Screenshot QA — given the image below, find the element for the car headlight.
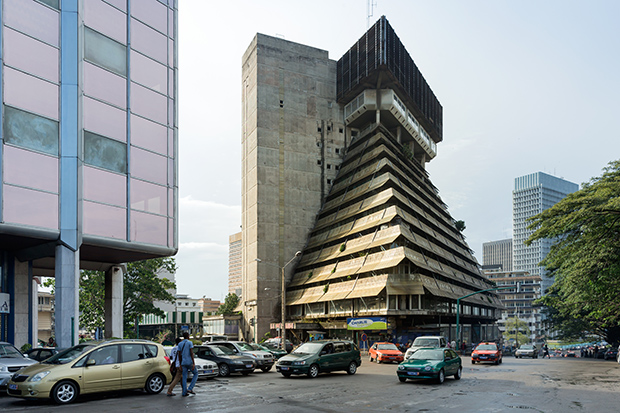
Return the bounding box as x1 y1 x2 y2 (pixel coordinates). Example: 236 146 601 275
424 366 432 371
29 371 51 382
398 365 405 370
232 360 245 365
292 360 306 366
0 365 7 372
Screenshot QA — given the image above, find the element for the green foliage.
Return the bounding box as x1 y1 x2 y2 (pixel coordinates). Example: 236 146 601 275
339 243 346 252
20 343 32 353
323 284 329 294
527 160 620 342
216 293 240 315
454 220 466 232
307 272 313 278
331 267 336 274
503 317 531 347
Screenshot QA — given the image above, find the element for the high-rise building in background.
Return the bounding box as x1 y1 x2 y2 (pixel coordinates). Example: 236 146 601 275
241 17 502 346
512 172 578 293
0 0 178 347
482 238 513 271
228 232 242 296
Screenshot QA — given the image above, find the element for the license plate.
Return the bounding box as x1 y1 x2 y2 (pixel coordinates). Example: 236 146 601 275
280 366 289 370
407 372 419 376
8 384 18 390
245 364 253 368
205 370 213 374
480 356 487 359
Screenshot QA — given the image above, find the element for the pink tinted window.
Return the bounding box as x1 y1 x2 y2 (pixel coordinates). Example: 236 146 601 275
131 0 167 34
130 50 167 94
167 157 174 186
4 67 58 120
4 0 59 47
103 0 127 12
168 8 174 39
4 28 59 83
131 114 167 154
168 97 174 127
168 218 174 247
168 38 174 67
83 166 126 207
84 0 127 44
131 82 167 124
84 62 126 108
130 178 166 215
3 145 58 193
130 210 167 246
168 188 174 217
83 97 127 142
3 184 58 229
168 128 174 157
131 147 167 185
83 201 126 239
168 68 174 97
131 18 167 64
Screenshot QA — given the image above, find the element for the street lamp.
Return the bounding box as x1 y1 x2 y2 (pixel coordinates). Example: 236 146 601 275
281 251 302 351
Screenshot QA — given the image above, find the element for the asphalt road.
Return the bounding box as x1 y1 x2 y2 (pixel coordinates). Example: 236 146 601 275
1 356 619 412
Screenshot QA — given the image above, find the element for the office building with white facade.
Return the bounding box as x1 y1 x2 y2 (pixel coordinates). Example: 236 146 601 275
483 238 512 271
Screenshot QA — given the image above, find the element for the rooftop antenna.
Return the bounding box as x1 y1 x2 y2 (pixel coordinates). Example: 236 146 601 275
367 0 377 28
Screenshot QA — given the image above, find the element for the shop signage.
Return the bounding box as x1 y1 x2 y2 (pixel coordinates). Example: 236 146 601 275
346 317 387 330
0 293 9 314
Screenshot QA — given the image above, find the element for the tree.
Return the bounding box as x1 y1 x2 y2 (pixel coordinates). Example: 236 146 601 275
455 220 466 232
503 317 531 348
526 160 620 343
216 293 240 315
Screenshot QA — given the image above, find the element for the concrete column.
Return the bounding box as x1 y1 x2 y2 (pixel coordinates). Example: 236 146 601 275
55 245 79 348
13 259 29 348
396 126 402 144
30 273 38 347
105 266 124 339
375 109 380 125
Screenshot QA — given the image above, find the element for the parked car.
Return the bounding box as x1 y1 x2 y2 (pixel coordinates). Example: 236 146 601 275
471 342 502 365
515 344 538 358
193 345 255 377
251 343 287 360
202 335 228 343
7 339 171 404
264 337 293 353
0 342 38 393
276 340 361 378
369 342 404 364
209 341 274 372
24 347 63 362
164 347 218 379
397 348 462 384
404 336 448 359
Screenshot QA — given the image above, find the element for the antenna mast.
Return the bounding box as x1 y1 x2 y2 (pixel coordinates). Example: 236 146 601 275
367 0 377 28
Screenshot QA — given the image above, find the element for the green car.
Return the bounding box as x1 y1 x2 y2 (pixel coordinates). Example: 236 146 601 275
276 340 361 378
397 348 462 384
251 343 287 359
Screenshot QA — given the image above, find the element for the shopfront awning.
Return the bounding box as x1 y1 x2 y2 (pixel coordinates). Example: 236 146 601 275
386 274 425 295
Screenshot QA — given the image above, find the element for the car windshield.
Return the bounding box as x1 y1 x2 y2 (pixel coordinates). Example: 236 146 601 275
410 349 443 361
0 344 24 358
237 343 255 351
261 343 279 350
378 344 399 351
520 345 534 350
292 342 323 354
476 344 497 351
211 345 235 355
43 344 94 365
413 338 439 347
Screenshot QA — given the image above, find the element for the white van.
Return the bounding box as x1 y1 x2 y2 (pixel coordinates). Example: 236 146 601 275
404 336 447 359
202 335 228 343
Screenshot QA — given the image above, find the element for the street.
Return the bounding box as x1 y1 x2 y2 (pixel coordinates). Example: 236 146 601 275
1 356 618 412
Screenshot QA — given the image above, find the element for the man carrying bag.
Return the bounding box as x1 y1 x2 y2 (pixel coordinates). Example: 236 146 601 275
166 337 182 396
178 332 199 397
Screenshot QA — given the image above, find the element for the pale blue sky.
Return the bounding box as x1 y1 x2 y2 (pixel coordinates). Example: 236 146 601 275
177 0 620 300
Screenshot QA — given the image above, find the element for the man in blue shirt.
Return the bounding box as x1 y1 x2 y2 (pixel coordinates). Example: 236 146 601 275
178 332 198 397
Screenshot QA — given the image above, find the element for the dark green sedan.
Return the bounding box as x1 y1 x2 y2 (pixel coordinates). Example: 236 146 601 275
397 348 462 384
276 340 361 378
251 343 287 359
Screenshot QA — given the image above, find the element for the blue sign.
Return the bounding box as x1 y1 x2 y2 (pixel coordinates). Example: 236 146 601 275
181 325 189 332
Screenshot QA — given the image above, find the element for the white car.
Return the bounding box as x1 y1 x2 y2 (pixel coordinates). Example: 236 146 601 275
404 336 448 359
164 347 219 379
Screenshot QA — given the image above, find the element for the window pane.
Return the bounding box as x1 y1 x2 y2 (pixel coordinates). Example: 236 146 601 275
83 97 127 142
168 8 174 39
168 68 174 97
131 0 167 34
168 218 174 247
84 62 126 108
3 105 59 156
130 178 166 215
3 184 58 229
130 50 166 93
130 210 167 246
104 0 127 12
84 131 127 173
130 18 167 64
130 146 166 184
3 145 58 193
84 0 127 44
4 0 59 47
4 67 58 120
3 27 59 83
168 188 173 217
167 157 174 186
131 82 166 124
168 38 174 67
83 166 126 207
38 0 59 9
83 201 126 239
130 114 166 154
168 128 174 157
84 27 127 76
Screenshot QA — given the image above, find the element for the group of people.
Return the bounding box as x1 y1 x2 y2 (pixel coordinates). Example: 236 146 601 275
167 332 199 397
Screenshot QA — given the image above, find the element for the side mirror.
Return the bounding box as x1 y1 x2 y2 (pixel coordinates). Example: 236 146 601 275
320 351 327 355
86 359 97 366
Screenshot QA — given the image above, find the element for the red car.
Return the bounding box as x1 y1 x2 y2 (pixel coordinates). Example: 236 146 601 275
369 342 404 364
471 342 502 365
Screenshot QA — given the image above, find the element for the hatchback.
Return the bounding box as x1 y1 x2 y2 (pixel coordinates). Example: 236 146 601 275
471 342 502 365
7 339 171 404
369 342 404 364
397 348 462 384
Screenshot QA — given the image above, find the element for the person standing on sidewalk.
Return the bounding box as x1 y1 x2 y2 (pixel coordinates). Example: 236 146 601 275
178 332 198 397
167 337 182 397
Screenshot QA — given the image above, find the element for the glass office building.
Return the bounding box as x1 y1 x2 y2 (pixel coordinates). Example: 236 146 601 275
0 0 178 347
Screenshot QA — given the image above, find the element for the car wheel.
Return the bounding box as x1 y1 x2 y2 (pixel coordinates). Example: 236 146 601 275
307 364 320 378
145 373 165 394
437 369 445 384
52 380 79 404
369 355 373 362
398 376 407 383
471 360 475 364
495 359 499 365
261 366 272 373
218 363 230 377
346 361 357 375
281 372 291 378
499 358 502 364
454 366 462 380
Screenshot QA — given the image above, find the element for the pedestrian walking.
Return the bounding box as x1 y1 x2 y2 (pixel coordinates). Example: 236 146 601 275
178 332 198 397
543 344 550 359
166 337 182 397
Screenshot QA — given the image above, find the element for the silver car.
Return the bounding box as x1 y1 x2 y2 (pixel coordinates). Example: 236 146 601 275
210 341 275 372
164 347 219 379
0 342 38 392
515 344 538 358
